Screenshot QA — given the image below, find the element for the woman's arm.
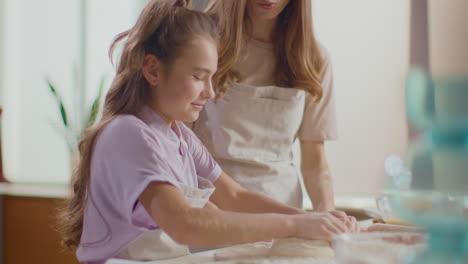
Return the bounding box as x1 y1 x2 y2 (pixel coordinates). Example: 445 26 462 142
300 140 335 212
139 182 349 248
210 171 304 214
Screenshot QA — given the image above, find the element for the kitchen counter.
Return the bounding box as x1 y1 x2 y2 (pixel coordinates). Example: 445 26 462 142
104 219 412 264
0 182 70 198
105 250 216 264
0 183 70 199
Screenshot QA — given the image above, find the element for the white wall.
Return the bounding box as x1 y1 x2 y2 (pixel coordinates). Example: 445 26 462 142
428 0 468 193
1 0 413 191
85 0 145 108
428 0 468 76
313 0 410 195
1 0 144 183
0 0 4 105
3 0 81 183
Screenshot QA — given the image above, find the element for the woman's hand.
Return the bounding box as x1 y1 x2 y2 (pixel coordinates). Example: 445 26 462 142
292 211 356 240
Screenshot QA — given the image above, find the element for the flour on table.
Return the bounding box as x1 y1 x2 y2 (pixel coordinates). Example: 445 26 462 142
269 238 334 259
214 241 272 261
333 232 426 264
205 258 334 264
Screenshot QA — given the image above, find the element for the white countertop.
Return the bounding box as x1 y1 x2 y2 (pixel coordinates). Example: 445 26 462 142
104 219 417 264
105 249 336 264
0 182 70 199
105 250 216 264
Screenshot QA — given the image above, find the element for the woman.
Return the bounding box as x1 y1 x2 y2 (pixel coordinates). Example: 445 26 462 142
193 0 337 210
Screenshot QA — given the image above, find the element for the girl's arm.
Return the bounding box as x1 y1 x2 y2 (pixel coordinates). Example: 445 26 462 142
210 172 357 232
300 140 335 212
210 171 304 215
139 182 348 248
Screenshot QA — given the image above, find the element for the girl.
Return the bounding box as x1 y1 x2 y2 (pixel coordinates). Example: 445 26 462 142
193 0 337 210
59 0 358 263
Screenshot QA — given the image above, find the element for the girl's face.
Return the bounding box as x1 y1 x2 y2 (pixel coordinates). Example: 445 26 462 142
246 0 290 21
145 36 218 124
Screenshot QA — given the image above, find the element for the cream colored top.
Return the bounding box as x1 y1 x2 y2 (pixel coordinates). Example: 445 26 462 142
193 38 337 207
233 38 338 141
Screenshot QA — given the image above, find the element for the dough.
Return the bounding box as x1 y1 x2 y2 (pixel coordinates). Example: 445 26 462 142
214 241 272 261
268 238 334 259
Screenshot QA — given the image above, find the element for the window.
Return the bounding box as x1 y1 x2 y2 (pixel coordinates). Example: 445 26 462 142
1 0 147 183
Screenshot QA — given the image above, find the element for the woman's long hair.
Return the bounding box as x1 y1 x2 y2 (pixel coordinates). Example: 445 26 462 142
57 0 218 249
206 0 325 102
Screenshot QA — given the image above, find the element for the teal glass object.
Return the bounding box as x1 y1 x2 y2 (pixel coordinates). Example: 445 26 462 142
388 69 468 264
406 69 468 132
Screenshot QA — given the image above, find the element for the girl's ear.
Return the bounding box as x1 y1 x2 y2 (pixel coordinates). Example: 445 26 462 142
142 54 161 86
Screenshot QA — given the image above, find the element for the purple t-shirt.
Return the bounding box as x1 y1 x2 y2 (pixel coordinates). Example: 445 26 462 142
76 106 221 264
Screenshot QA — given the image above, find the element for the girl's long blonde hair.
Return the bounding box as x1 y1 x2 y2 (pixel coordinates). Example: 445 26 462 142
206 0 325 102
57 0 218 249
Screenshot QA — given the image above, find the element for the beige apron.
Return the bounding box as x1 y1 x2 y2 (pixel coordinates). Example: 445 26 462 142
194 83 306 207
116 177 215 261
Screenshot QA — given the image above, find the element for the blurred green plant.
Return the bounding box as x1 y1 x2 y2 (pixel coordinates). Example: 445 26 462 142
46 75 106 152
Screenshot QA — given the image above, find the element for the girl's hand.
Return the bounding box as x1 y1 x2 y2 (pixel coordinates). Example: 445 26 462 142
203 201 219 210
329 210 360 233
292 212 351 240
